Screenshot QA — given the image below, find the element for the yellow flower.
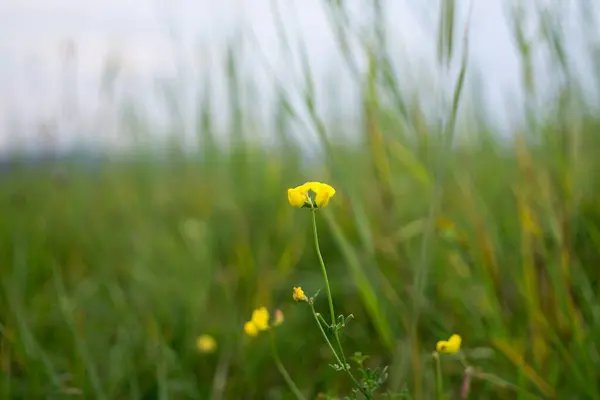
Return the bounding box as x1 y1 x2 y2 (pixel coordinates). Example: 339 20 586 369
436 334 462 354
196 334 217 353
250 307 270 331
288 187 308 208
244 321 259 337
292 286 307 302
287 182 336 208
243 307 271 337
273 309 284 327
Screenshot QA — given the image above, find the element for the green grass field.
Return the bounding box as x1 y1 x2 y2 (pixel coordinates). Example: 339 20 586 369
2 1 600 399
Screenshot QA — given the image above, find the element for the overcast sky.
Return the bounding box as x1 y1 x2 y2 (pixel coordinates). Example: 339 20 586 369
0 0 597 153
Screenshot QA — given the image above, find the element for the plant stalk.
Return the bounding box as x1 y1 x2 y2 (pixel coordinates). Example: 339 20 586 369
269 331 306 400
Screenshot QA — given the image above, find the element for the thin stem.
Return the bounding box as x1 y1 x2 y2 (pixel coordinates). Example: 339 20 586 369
310 210 347 363
434 353 445 400
309 209 371 399
460 366 473 400
315 312 329 329
269 331 306 400
309 303 371 399
311 210 336 326
309 303 345 368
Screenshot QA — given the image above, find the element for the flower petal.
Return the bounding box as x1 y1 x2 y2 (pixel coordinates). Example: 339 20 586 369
288 187 307 208
436 334 462 353
244 321 259 337
251 307 270 331
314 183 336 207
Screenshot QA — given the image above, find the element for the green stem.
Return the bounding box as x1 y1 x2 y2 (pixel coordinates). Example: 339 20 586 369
310 210 347 363
309 303 370 399
434 353 445 400
269 331 306 400
309 303 345 368
315 312 329 330
309 209 371 399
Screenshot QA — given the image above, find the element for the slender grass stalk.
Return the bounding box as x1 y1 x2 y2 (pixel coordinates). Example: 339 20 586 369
434 353 445 400
269 331 306 400
460 366 473 400
0 322 10 398
52 266 105 400
412 1 472 395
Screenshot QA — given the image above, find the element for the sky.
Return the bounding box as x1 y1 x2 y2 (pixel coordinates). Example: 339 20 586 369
0 0 597 154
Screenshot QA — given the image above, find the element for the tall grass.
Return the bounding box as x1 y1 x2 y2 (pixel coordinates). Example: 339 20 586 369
1 0 600 398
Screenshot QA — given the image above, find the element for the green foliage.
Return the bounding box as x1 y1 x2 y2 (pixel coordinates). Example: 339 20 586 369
2 0 600 399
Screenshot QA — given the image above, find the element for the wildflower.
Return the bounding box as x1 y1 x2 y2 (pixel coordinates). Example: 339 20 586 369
273 309 284 327
244 321 259 337
196 334 217 353
436 334 462 354
287 182 336 209
243 307 271 337
292 286 307 302
287 186 308 208
250 307 270 331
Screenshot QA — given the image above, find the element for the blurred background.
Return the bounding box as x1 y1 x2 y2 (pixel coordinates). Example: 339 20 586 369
1 0 600 398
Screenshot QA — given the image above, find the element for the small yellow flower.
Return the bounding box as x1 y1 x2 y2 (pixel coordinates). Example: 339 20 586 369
436 334 462 354
273 309 284 327
243 307 271 337
287 182 336 208
196 334 217 353
250 307 270 331
244 321 259 337
292 286 307 302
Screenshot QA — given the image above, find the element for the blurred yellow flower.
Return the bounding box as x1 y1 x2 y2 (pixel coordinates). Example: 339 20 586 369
273 309 284 327
436 334 462 354
196 334 217 353
243 307 271 337
287 182 336 208
244 321 259 337
292 286 307 302
250 307 270 331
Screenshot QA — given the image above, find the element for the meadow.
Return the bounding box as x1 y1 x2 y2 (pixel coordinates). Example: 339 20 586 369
1 1 600 399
